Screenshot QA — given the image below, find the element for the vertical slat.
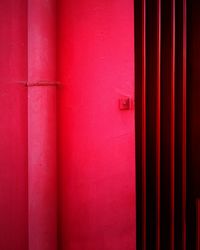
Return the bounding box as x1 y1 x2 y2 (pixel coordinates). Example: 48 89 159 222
156 0 161 249
160 0 176 247
171 0 175 249
142 0 146 249
187 0 200 248
182 0 187 249
174 0 187 248
146 0 160 247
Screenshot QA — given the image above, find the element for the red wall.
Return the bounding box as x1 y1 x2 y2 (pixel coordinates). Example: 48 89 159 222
58 0 136 249
0 0 28 249
0 1 136 249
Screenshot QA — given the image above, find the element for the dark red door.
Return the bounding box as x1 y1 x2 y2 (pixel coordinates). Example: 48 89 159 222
58 0 136 249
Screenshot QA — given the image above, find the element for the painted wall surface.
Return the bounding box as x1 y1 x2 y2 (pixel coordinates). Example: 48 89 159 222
28 0 57 249
58 1 136 250
0 0 136 249
0 0 28 249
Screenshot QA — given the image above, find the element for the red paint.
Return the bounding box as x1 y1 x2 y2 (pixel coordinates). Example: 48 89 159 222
0 0 28 249
58 0 136 249
28 0 57 249
0 0 195 249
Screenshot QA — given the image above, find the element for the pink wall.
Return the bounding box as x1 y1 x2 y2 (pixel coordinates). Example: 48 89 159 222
58 0 136 249
0 0 136 249
0 0 28 249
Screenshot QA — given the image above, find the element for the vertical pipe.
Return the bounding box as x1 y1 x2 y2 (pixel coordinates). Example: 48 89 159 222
156 0 161 249
182 0 187 249
28 0 57 250
142 0 146 249
171 0 175 249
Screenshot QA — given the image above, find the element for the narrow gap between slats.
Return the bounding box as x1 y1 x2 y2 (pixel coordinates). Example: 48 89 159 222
170 0 175 249
160 0 173 249
135 0 144 249
197 200 200 250
182 0 187 249
142 0 147 249
156 0 161 249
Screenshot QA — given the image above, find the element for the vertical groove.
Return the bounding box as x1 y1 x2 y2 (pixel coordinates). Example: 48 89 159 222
156 0 161 250
135 0 143 248
182 0 187 249
171 0 175 249
197 200 200 250
142 0 146 249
